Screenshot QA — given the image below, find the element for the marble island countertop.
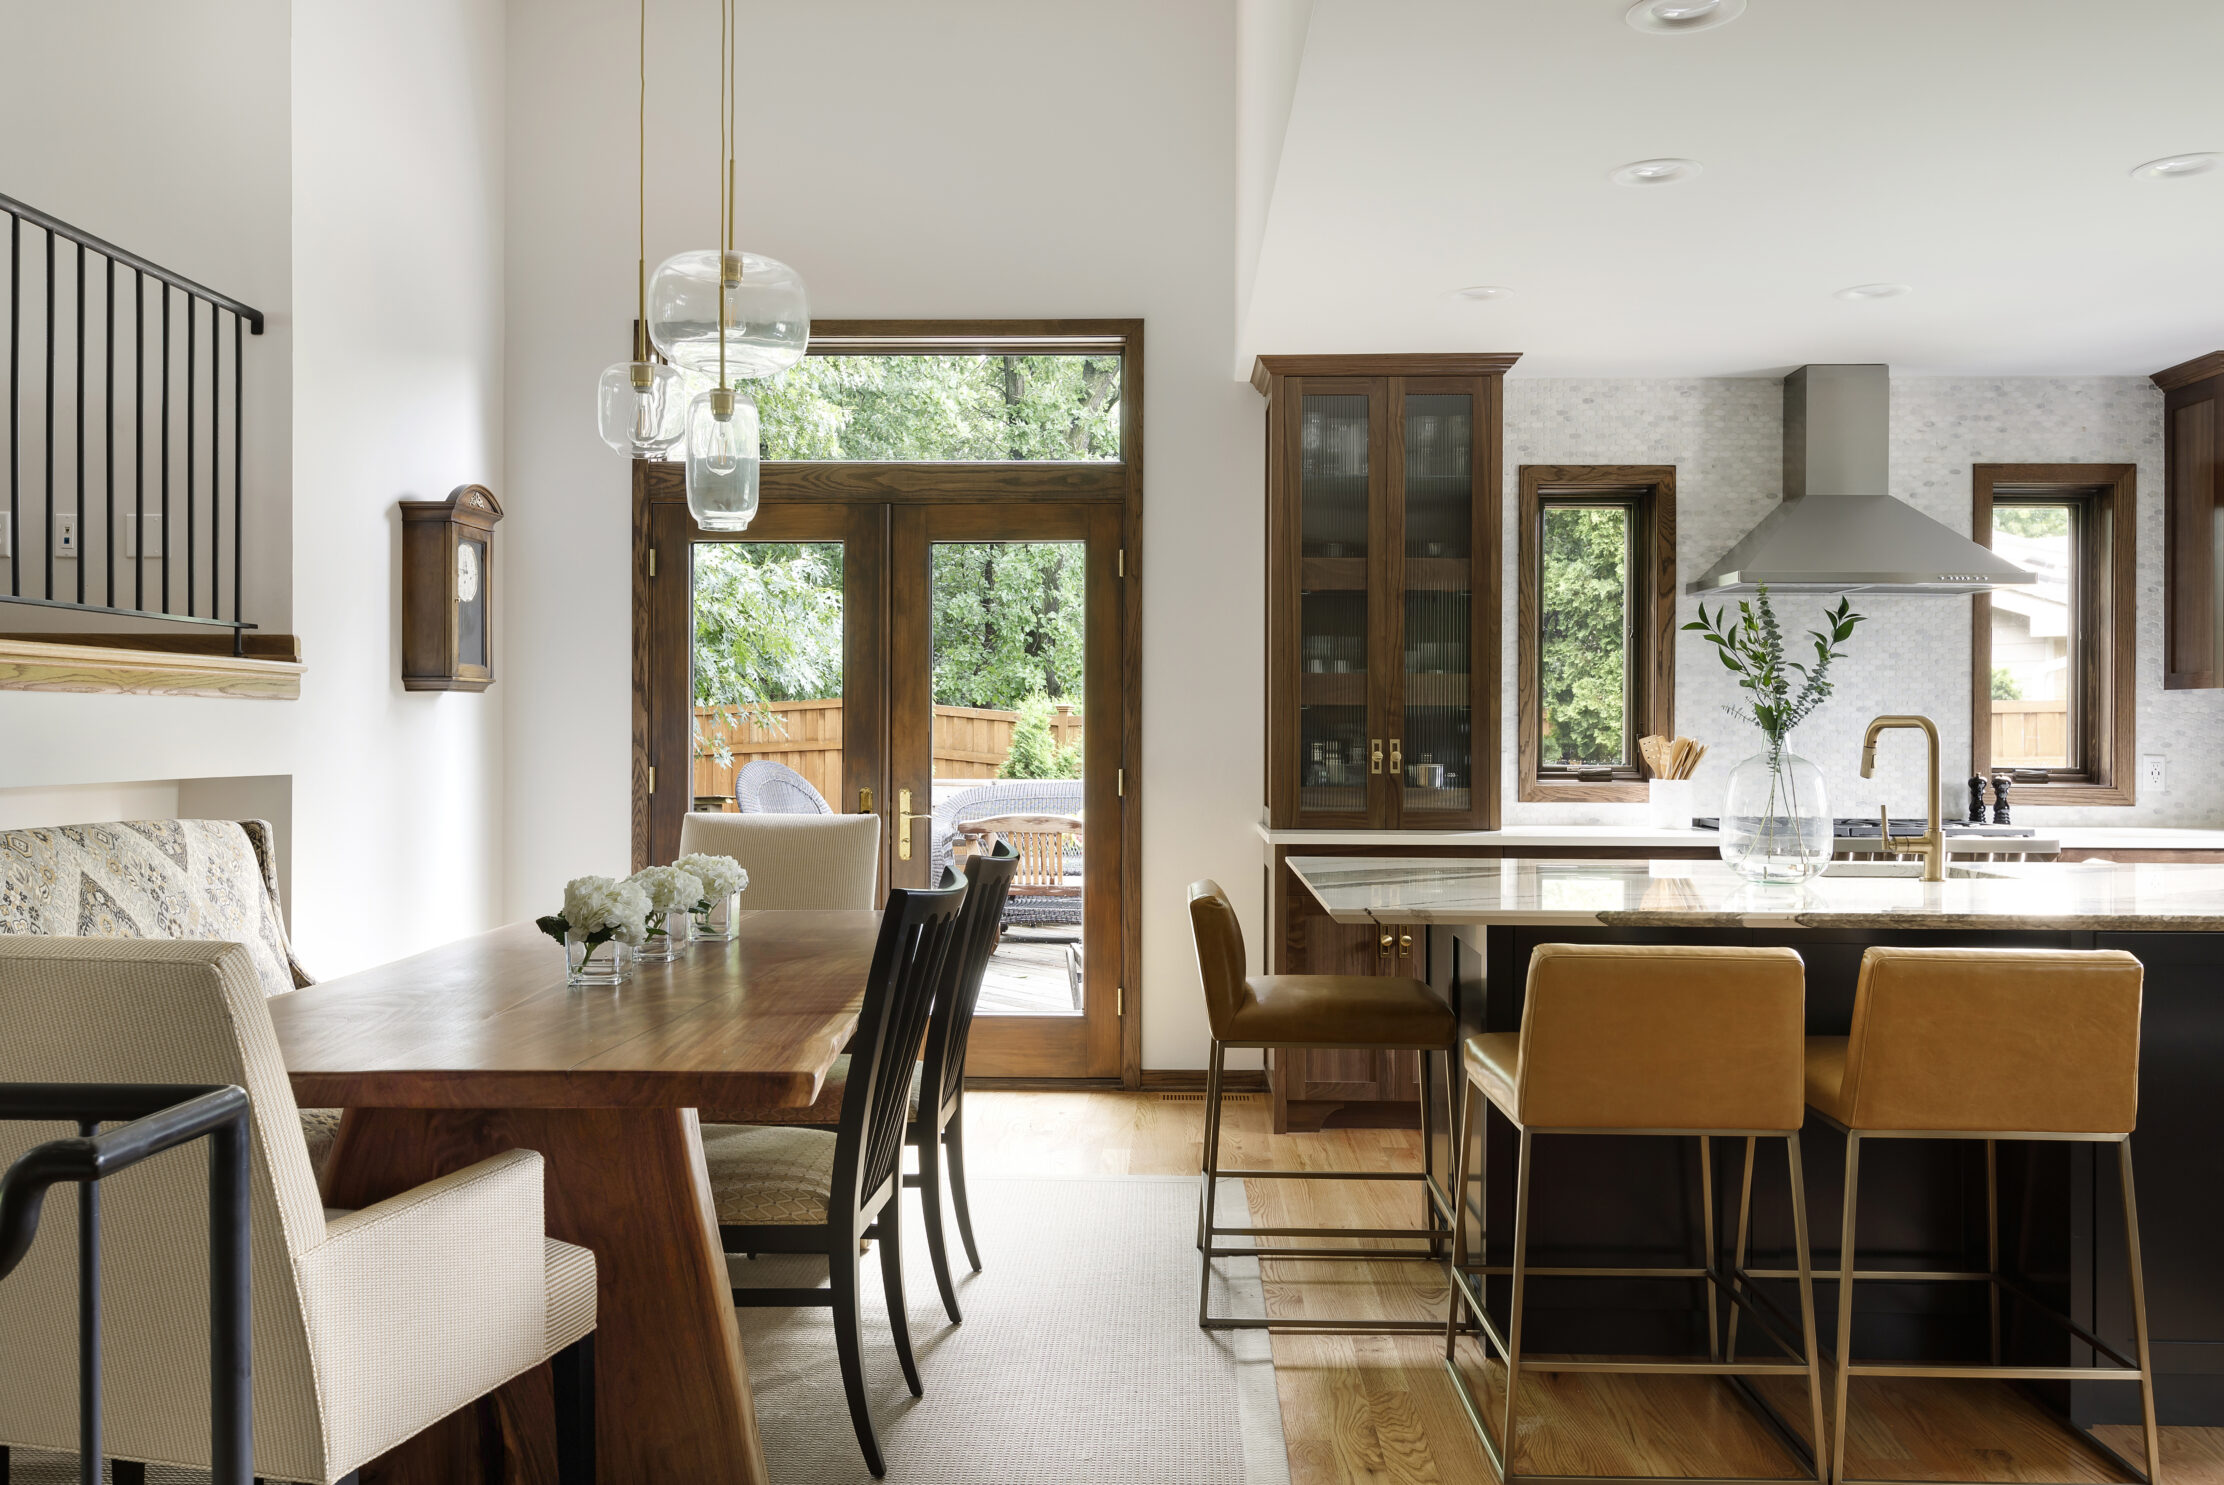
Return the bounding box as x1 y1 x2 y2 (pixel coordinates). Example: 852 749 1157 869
1259 821 2224 855
1286 854 2224 932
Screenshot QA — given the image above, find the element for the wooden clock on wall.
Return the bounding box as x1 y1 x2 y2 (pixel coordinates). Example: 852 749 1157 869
400 483 502 692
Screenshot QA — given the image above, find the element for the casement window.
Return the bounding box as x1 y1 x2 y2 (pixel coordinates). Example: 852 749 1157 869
1517 466 1676 801
1971 464 2136 804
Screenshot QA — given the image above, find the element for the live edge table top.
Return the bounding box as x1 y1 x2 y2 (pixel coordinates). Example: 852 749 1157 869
272 912 881 1111
1286 855 2224 932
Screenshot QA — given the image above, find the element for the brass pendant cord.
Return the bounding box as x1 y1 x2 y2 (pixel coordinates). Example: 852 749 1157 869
715 0 730 390
633 0 648 366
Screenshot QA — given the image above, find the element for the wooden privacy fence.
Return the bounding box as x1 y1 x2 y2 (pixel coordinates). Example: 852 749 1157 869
692 699 1082 802
1990 698 2069 767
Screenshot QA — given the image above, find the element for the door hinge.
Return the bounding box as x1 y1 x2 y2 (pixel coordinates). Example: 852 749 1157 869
648 548 657 578
1117 548 1126 578
647 765 656 795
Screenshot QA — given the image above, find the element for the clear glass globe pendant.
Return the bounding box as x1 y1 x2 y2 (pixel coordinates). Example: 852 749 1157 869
596 356 687 456
684 383 760 530
647 249 810 380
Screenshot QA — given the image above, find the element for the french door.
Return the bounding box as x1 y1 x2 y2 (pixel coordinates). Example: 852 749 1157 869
637 470 1129 1080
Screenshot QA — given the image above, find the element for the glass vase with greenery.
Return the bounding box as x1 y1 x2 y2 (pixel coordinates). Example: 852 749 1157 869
1684 587 1865 882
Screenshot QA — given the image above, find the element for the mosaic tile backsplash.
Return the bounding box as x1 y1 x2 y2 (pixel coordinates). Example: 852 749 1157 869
1500 376 2223 829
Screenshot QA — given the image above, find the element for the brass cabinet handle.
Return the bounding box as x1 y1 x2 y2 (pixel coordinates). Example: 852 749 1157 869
858 786 875 814
1398 931 1413 959
1389 739 1403 777
896 788 935 862
1370 739 1384 775
1379 930 1395 960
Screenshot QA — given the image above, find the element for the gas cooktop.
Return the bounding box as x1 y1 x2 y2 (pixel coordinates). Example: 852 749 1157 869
1691 817 2035 839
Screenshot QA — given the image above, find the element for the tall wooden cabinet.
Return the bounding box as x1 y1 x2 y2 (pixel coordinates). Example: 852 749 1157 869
1253 353 1517 1126
2157 350 2224 690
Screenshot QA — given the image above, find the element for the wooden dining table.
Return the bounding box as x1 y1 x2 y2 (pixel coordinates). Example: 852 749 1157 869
269 912 884 1485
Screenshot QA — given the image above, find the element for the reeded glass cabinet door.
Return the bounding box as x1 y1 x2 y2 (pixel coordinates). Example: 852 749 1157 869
1395 388 1477 820
1294 388 1379 821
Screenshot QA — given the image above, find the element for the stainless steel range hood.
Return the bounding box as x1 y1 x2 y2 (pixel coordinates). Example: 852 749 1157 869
1687 365 2035 596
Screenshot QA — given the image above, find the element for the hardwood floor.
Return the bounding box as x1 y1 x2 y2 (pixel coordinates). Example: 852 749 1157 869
959 1090 2224 1485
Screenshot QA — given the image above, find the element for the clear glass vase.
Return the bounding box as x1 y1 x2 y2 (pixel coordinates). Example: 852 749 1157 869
690 891 741 943
1719 744 1832 883
565 931 630 987
634 909 690 962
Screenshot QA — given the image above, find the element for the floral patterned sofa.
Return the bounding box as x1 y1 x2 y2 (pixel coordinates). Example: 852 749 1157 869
0 817 339 1169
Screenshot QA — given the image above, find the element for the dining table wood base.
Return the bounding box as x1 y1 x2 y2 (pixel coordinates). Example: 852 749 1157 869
324 1104 768 1485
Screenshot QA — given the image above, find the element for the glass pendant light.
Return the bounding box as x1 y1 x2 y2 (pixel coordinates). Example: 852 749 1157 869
683 383 760 530
647 0 809 381
596 0 686 456
683 0 769 531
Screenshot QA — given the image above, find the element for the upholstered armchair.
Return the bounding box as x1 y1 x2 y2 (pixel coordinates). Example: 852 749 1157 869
0 819 346 1171
0 937 597 1484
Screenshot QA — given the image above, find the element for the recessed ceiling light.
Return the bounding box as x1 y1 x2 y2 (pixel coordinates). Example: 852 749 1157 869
2130 152 2218 181
1834 282 1912 302
1611 158 1703 187
1452 285 1516 301
1625 0 1747 34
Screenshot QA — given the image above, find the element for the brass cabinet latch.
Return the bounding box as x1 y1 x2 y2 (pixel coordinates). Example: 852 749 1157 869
858 787 874 814
1370 739 1384 775
1389 739 1403 777
1378 930 1395 959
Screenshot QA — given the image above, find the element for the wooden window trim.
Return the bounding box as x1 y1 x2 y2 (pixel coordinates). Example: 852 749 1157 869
1517 465 1676 803
631 318 1145 1086
1970 463 2136 806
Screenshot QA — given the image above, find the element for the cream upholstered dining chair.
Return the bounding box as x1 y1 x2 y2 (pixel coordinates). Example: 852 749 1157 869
0 937 598 1485
678 811 881 910
0 819 345 1174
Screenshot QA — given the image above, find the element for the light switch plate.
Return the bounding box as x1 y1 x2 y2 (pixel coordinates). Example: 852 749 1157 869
2142 755 2166 792
53 513 78 559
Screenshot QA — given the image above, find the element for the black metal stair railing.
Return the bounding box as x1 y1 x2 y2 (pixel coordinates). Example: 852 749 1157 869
0 1082 253 1485
2 193 266 654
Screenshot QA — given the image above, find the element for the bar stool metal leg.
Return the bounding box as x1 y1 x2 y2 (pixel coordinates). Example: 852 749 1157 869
2120 1140 2163 1485
1830 1133 1862 1485
1502 1129 1535 1477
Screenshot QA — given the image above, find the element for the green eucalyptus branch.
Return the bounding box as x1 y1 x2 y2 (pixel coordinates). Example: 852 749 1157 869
1682 586 1865 752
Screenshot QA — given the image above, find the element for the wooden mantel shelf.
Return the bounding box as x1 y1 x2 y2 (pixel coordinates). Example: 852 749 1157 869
0 633 303 699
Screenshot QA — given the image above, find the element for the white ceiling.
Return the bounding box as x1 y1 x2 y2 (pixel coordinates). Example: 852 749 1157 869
1237 0 2224 377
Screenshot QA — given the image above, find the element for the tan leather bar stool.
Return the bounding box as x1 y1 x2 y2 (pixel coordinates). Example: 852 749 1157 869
1445 944 1829 1485
1187 879 1459 1332
1804 947 2159 1485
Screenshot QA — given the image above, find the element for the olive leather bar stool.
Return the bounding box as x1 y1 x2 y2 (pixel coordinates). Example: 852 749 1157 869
1444 944 1830 1485
1186 879 1459 1332
1804 947 2159 1485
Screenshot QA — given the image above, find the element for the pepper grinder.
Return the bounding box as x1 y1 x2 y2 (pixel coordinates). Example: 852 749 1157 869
1967 776 1989 824
1990 774 2012 826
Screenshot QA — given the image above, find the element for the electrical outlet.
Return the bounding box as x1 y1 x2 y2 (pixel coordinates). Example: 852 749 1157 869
122 514 163 559
53 513 78 559
2142 754 2166 792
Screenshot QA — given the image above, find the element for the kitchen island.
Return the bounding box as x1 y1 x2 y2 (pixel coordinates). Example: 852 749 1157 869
1285 855 2224 1427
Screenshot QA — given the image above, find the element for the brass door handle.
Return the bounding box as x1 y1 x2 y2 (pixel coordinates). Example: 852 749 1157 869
1370 739 1384 775
1378 930 1395 960
1398 931 1413 959
896 788 934 862
1389 740 1403 777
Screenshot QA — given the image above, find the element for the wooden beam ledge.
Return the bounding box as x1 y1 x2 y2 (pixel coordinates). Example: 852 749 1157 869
0 635 303 699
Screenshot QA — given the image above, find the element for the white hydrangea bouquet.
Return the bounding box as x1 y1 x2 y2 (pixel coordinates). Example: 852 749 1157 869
676 852 749 942
627 864 704 963
538 874 651 986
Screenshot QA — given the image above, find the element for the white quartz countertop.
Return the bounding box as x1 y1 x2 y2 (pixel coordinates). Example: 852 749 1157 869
1285 854 2224 931
1257 821 2224 854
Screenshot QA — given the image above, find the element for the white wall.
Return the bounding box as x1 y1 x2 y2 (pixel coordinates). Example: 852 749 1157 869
501 0 1258 1071
0 1 512 978
1501 375 2220 830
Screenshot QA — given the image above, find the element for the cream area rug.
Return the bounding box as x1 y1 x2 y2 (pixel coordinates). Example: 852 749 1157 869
8 1175 1288 1485
736 1173 1290 1485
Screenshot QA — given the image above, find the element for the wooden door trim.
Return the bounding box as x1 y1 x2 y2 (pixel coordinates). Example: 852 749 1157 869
631 319 1143 1086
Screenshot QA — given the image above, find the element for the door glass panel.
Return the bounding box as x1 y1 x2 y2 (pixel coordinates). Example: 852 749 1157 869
1401 393 1473 814
1538 501 1635 771
931 540 1086 1017
1988 501 2079 770
1300 394 1371 814
689 541 846 812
